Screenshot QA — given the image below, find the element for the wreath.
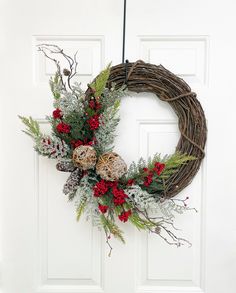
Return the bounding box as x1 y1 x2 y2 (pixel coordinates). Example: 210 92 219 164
20 45 206 255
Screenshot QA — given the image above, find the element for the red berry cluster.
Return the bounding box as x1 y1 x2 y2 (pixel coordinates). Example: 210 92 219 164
88 115 100 130
56 122 71 133
112 186 128 206
118 210 132 222
71 138 95 148
143 168 153 187
98 204 108 214
89 100 101 111
127 179 135 186
93 179 132 222
52 108 71 134
143 162 165 187
93 179 109 197
154 162 165 175
86 96 102 130
53 108 63 119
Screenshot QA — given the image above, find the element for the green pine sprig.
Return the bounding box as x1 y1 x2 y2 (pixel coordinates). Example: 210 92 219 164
90 63 111 97
50 71 62 99
129 212 156 230
100 214 125 243
126 152 196 181
76 196 87 221
19 116 42 139
160 152 196 178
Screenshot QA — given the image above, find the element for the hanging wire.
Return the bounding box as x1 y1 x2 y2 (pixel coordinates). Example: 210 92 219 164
122 0 127 63
122 0 129 84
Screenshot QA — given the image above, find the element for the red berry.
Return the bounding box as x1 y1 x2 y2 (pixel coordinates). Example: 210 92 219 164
52 108 63 119
56 122 70 133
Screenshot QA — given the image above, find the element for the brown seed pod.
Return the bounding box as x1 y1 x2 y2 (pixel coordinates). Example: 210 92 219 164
63 68 71 76
72 145 97 170
96 152 127 181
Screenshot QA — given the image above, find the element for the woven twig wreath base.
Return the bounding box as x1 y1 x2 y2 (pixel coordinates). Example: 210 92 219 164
106 61 207 198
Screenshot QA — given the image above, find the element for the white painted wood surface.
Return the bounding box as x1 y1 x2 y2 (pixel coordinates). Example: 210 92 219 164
1 0 236 292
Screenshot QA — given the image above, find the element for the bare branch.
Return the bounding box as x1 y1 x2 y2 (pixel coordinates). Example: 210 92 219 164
37 44 79 92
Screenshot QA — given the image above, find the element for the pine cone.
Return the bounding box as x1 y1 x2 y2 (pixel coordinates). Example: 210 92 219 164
63 168 82 195
56 160 76 172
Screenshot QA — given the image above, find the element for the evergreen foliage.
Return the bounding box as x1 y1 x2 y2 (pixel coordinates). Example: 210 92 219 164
100 214 125 243
94 99 121 154
53 91 85 117
19 116 41 139
129 212 156 230
101 83 127 108
126 152 195 181
19 116 70 159
76 196 87 221
125 185 157 209
90 63 111 97
49 71 62 99
161 152 196 178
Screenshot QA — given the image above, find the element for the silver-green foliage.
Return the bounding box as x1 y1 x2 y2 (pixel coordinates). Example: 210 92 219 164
75 175 101 227
94 99 121 154
158 199 193 219
125 185 157 210
49 71 63 99
53 90 85 117
94 84 127 155
125 184 194 233
101 83 127 109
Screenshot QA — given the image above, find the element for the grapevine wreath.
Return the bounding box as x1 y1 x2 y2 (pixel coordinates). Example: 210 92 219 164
20 45 207 255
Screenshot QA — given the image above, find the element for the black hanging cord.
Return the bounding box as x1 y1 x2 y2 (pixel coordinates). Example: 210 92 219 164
122 0 127 63
122 0 129 84
125 59 129 84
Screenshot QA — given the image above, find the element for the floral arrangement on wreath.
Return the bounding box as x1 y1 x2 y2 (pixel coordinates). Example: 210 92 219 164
20 45 196 255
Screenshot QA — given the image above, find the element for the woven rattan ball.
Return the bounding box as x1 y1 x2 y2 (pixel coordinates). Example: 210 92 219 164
96 152 127 181
72 145 97 170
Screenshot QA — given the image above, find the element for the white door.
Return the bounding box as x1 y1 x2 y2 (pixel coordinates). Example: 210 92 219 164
1 1 236 293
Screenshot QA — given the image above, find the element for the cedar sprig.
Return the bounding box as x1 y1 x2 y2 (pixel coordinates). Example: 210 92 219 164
100 214 125 244
90 63 111 97
76 196 87 221
126 152 196 181
19 116 42 139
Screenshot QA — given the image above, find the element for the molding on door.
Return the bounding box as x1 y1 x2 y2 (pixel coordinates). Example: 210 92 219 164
34 119 104 293
134 118 207 293
36 284 104 293
136 285 204 293
138 35 209 85
32 35 105 87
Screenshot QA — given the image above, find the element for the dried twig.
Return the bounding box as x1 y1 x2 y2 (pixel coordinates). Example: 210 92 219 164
37 44 78 91
131 200 192 247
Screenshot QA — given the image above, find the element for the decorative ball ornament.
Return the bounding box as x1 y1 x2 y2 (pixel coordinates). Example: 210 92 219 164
72 145 97 170
96 152 127 181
